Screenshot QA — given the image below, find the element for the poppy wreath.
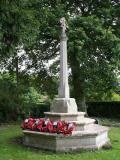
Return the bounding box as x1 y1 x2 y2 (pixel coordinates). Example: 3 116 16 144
21 118 76 135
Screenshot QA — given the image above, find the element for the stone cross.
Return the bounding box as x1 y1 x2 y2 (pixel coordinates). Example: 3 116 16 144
58 17 70 98
60 17 68 34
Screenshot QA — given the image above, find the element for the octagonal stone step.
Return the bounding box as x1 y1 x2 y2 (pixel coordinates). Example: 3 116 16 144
23 124 109 152
70 118 95 131
44 112 86 121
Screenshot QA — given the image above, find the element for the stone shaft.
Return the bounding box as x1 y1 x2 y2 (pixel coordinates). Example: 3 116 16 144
58 33 70 98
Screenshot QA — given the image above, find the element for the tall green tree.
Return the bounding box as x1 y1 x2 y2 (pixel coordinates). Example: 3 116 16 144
68 16 120 110
0 0 40 87
0 0 120 111
26 0 120 111
0 0 40 56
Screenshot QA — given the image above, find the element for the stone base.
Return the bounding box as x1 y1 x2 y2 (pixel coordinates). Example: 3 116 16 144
44 112 85 121
22 98 110 152
50 98 78 113
73 118 95 131
23 124 109 152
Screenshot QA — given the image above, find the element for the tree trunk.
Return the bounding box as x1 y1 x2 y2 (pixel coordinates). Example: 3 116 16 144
69 52 87 112
72 73 87 112
11 51 19 100
77 95 87 112
15 55 19 89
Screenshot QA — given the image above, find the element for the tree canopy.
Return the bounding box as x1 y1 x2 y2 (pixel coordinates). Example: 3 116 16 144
0 0 120 111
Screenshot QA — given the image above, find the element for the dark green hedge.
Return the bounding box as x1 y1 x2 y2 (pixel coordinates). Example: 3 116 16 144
0 103 50 122
30 103 50 118
87 101 120 118
17 103 50 121
32 102 120 119
1 101 120 122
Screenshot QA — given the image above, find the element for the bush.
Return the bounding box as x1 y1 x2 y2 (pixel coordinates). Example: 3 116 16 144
0 73 49 122
0 73 19 121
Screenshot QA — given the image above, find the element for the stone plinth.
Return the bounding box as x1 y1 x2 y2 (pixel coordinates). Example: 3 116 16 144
45 112 78 121
50 98 78 113
45 98 79 121
44 112 85 121
23 124 109 152
23 111 110 152
44 97 79 121
72 118 95 131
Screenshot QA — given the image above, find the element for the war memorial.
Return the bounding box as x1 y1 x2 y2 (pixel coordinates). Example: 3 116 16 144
23 18 109 152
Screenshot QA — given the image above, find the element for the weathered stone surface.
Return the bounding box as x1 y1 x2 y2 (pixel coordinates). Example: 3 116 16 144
45 112 95 131
50 98 78 113
23 109 110 152
44 112 85 121
23 124 109 152
58 18 69 99
45 112 78 121
77 112 86 120
71 118 95 131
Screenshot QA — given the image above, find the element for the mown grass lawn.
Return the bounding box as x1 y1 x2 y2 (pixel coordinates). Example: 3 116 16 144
0 123 120 160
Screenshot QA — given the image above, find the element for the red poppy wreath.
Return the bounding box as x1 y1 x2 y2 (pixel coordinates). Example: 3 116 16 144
21 118 76 135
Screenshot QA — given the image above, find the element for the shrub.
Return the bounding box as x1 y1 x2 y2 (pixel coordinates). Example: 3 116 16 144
0 73 49 122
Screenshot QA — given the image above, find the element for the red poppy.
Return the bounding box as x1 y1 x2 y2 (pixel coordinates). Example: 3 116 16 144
21 118 76 135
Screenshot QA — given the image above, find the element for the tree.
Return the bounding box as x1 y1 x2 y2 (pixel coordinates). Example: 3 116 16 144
68 16 120 110
0 0 40 56
0 0 40 88
25 0 120 111
0 0 120 112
